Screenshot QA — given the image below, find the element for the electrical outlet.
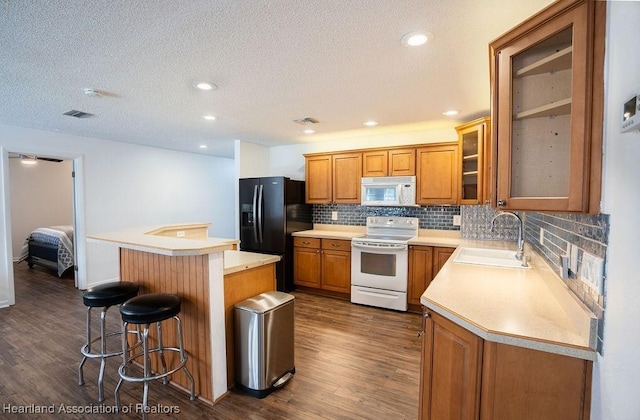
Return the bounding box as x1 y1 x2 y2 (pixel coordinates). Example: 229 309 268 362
570 244 579 274
452 215 461 226
331 211 338 221
539 228 545 245
580 252 604 295
176 230 186 238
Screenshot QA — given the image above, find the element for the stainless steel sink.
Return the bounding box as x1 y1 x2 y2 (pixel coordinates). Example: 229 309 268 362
453 247 531 269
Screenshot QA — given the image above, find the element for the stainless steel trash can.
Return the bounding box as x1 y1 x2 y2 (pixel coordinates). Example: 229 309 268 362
234 291 295 398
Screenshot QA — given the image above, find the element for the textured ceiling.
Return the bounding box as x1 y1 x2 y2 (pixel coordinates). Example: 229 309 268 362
0 0 553 159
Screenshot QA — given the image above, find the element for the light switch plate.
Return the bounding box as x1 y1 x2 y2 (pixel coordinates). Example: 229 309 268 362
452 215 461 226
580 252 604 295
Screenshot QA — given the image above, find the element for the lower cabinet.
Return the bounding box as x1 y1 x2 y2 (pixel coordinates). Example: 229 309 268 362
408 245 454 312
293 237 351 297
419 311 593 420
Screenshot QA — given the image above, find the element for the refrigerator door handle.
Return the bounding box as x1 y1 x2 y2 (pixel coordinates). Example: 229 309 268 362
257 184 264 243
252 185 259 243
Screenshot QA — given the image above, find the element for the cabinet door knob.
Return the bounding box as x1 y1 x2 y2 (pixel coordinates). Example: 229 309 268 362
424 312 430 318
497 199 506 206
417 331 424 337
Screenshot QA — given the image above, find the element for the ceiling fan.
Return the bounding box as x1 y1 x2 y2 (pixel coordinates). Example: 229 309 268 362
8 152 63 163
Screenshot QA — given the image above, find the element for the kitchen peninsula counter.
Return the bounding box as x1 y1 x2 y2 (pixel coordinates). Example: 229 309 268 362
88 223 239 404
421 243 597 361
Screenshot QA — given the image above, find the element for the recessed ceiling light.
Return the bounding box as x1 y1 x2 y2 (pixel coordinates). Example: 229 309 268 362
303 129 316 134
442 109 459 116
199 144 208 149
195 82 217 91
202 115 217 121
363 120 379 127
401 31 434 47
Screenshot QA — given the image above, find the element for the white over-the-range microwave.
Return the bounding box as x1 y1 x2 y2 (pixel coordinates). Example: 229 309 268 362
360 176 417 206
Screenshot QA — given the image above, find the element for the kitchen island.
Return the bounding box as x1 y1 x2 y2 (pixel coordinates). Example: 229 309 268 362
88 223 248 404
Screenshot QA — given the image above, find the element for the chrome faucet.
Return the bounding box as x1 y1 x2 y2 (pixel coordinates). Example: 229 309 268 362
490 211 525 261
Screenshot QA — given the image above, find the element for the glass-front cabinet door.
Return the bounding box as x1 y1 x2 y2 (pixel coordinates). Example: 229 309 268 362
490 0 604 213
456 117 490 205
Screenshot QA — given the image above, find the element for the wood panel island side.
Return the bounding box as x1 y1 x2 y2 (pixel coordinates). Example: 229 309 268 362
88 223 279 404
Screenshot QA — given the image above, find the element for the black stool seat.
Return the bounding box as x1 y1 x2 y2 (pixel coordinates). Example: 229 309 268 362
120 293 181 324
83 282 140 308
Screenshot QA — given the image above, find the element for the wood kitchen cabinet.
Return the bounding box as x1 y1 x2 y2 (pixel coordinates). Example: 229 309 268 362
416 143 459 205
456 117 491 205
293 237 321 288
293 236 351 297
320 239 351 293
489 0 605 213
363 148 416 177
408 246 434 309
332 153 362 204
432 247 454 278
408 245 454 312
420 311 483 420
419 311 593 420
304 152 361 204
305 155 333 204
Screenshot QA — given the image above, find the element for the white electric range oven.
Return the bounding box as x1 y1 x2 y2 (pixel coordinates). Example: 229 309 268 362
351 217 418 311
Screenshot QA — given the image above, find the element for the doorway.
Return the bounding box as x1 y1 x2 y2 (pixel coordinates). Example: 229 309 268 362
0 147 87 307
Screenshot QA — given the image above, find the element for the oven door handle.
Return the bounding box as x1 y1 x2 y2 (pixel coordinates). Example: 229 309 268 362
352 243 407 251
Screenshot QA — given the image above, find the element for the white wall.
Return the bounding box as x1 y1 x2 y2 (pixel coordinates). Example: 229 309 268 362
0 124 235 302
9 159 73 259
591 2 640 419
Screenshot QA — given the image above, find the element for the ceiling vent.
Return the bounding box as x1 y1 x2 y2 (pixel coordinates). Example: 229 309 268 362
293 117 319 125
63 109 94 118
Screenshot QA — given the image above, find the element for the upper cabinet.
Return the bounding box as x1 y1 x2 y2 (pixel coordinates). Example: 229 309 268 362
305 154 333 204
416 143 458 205
332 153 362 204
305 152 362 204
456 117 491 205
362 148 416 177
489 0 605 213
305 144 455 205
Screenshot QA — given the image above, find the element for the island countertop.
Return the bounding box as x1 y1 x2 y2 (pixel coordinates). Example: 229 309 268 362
421 242 597 361
223 250 281 275
88 222 238 256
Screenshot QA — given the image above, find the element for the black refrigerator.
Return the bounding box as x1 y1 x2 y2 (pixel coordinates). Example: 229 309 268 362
239 177 312 292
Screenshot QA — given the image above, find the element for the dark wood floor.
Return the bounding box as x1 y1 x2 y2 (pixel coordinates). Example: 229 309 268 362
0 263 422 419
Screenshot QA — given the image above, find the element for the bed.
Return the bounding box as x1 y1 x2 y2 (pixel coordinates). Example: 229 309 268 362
24 225 74 277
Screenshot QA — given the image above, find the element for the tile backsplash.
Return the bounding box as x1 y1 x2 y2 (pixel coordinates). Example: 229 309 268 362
525 211 609 354
460 204 520 241
461 205 609 354
313 204 461 230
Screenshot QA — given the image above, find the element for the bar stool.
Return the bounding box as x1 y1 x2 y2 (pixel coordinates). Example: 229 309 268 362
114 293 195 416
78 281 140 402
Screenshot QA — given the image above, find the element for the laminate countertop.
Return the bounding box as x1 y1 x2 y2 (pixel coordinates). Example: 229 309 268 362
88 223 239 256
292 225 461 246
421 242 597 361
294 224 596 360
223 250 281 275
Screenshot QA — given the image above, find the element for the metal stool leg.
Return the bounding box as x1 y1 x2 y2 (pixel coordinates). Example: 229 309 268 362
157 321 169 385
97 307 108 402
78 306 91 386
114 320 128 409
142 325 150 420
176 316 195 400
